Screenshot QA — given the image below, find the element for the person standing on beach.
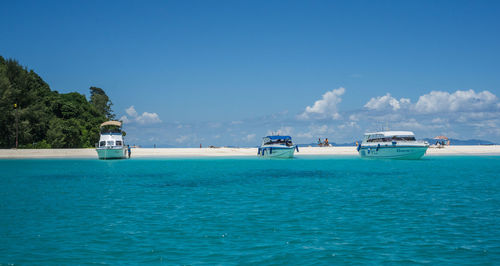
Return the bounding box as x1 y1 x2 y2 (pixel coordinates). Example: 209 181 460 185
127 145 131 158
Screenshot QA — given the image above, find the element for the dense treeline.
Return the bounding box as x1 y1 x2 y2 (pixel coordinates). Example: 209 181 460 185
0 56 114 148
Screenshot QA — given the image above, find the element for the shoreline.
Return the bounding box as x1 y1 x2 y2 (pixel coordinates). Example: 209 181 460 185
1 145 500 159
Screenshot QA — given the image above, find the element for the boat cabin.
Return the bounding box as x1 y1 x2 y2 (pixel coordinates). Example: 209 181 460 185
98 121 125 148
98 139 123 148
363 131 416 143
262 136 294 147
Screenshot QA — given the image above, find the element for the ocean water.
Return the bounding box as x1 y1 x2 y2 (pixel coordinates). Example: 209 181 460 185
1 156 499 264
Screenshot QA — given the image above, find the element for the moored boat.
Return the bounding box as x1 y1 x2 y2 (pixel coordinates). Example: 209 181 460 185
357 131 428 159
258 135 298 158
96 121 128 160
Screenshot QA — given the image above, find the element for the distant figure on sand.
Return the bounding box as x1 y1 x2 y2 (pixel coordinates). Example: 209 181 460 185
127 145 131 158
318 138 322 147
325 138 329 146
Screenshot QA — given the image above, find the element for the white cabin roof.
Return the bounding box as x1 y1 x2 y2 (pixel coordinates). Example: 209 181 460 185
100 121 122 127
364 131 415 137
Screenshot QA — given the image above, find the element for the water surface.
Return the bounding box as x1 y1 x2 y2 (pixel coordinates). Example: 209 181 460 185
1 156 499 264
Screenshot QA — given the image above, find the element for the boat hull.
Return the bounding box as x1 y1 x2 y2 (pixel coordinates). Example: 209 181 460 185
359 145 428 160
259 146 295 158
96 147 127 159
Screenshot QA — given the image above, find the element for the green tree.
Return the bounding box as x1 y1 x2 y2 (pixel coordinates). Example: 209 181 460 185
0 55 112 148
90 86 115 120
47 118 82 148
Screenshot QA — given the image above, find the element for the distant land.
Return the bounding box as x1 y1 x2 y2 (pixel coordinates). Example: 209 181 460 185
421 138 496 146
132 138 496 149
297 138 496 147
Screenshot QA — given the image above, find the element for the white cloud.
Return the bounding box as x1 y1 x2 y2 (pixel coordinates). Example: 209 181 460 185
364 93 410 111
338 121 359 129
295 124 335 140
244 134 256 142
126 106 138 117
209 122 222 128
122 88 500 147
349 114 360 121
471 119 500 137
297 132 313 138
176 123 191 129
314 125 329 134
136 112 161 125
267 126 293 136
119 115 130 124
431 117 447 124
391 118 427 130
175 135 189 143
358 89 500 137
299 87 345 120
456 111 499 123
121 106 161 125
414 89 498 114
363 89 500 116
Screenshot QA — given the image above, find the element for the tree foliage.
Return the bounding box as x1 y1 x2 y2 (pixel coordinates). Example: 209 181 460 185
90 86 115 120
0 55 113 148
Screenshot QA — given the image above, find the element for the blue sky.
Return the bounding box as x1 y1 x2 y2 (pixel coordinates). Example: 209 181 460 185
2 0 500 146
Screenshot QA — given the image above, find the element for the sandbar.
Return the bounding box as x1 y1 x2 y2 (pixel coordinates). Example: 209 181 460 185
0 145 499 159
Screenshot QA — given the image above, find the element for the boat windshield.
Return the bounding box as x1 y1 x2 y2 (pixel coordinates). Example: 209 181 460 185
100 125 122 134
366 136 416 142
264 139 293 146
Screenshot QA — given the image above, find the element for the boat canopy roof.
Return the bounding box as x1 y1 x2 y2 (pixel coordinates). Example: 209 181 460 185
364 131 414 137
265 135 292 140
100 121 122 127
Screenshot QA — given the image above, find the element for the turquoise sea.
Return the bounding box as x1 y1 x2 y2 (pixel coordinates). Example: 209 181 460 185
1 156 499 264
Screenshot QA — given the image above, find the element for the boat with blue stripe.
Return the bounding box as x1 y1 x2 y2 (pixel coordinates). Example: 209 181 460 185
258 135 299 158
357 131 428 159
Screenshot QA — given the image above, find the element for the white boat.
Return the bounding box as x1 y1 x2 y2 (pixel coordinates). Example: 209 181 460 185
96 121 128 160
258 135 298 158
357 131 429 159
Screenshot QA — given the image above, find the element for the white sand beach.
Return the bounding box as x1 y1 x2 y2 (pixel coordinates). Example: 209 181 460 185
1 145 500 158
